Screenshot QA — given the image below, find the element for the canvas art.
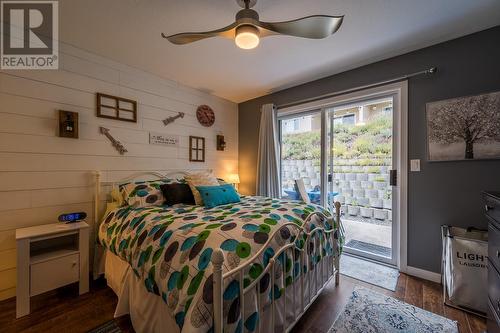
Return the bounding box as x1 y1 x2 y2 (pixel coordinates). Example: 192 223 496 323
426 91 500 161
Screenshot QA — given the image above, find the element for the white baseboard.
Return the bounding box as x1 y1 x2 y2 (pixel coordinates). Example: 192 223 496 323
404 266 441 283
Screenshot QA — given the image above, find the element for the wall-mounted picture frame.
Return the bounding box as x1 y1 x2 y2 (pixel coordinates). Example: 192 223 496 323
426 90 500 161
189 136 205 162
96 93 137 123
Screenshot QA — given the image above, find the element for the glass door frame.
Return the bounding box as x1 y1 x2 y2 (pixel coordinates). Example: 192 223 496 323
277 81 408 270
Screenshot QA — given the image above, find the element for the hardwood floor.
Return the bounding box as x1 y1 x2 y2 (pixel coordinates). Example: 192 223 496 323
0 273 486 333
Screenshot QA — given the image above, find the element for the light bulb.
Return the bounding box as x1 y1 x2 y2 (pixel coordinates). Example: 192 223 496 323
235 25 260 49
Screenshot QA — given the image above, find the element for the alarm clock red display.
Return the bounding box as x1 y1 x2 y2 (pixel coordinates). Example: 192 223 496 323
196 105 215 127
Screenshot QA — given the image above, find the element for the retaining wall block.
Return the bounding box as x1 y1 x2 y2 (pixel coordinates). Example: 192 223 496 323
370 198 383 208
346 173 356 181
357 197 369 206
373 209 389 220
361 181 372 189
360 207 374 218
374 181 387 190
338 180 348 188
347 205 360 216
383 199 392 209
341 188 353 196
357 173 368 181
350 180 362 189
353 189 365 197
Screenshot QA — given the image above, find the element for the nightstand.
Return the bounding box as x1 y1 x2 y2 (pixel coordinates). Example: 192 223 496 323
15 222 90 318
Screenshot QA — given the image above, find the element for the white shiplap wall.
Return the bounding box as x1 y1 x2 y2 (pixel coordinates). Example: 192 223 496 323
0 43 238 300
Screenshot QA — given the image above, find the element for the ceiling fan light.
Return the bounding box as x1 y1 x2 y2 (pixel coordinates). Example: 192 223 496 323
235 25 260 49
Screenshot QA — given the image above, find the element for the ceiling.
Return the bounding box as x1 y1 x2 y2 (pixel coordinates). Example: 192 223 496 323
59 0 500 103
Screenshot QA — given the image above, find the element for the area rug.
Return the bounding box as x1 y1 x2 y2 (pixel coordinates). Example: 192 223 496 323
329 287 458 333
87 320 122 333
340 255 399 291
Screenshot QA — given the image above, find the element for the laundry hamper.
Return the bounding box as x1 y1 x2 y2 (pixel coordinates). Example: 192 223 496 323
441 225 488 316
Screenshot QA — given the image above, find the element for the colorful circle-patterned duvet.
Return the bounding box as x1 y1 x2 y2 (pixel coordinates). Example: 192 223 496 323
99 196 342 333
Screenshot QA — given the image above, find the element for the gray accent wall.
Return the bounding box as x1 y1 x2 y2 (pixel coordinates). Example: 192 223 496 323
238 26 500 273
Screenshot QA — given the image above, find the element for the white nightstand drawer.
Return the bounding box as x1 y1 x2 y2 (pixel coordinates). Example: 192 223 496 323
30 253 80 296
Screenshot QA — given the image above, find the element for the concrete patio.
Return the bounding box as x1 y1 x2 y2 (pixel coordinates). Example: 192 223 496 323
342 218 392 257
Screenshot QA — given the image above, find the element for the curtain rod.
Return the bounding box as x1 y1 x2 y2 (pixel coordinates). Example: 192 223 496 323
275 67 437 110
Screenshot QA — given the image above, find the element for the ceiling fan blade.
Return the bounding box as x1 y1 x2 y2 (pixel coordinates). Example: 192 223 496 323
162 22 238 45
259 15 344 39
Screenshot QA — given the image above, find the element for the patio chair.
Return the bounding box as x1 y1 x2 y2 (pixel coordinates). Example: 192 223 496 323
294 178 311 204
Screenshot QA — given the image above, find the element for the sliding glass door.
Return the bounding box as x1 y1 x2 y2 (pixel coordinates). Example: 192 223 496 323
327 96 397 265
278 87 403 267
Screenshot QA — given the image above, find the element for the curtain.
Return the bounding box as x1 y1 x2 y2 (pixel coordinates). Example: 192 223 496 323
256 103 281 198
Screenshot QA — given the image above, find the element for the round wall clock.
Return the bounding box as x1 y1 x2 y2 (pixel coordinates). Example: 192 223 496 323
196 105 215 127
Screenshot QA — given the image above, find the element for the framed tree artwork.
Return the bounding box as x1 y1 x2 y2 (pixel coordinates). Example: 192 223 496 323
189 136 205 162
426 91 500 161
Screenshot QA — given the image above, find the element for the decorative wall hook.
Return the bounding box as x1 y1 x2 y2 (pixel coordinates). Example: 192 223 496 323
163 112 185 126
100 127 128 155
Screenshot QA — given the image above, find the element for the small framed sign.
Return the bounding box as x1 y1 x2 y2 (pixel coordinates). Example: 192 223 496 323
149 133 179 146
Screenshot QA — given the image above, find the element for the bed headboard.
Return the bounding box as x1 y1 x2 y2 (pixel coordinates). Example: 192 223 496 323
93 169 213 231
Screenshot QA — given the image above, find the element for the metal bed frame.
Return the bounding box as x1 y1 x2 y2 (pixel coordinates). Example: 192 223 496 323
93 170 342 333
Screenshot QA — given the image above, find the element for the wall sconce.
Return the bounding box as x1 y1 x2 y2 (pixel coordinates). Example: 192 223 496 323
217 135 226 151
58 110 79 139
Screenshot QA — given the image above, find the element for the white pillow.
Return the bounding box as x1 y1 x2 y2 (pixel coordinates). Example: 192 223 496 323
185 172 219 205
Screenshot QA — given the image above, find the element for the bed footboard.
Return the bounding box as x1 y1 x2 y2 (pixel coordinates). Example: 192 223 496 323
212 202 342 333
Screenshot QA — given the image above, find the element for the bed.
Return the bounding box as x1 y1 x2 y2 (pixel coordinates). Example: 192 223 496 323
93 171 344 333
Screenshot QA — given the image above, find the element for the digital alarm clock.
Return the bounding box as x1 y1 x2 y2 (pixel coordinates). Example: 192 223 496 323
58 212 87 223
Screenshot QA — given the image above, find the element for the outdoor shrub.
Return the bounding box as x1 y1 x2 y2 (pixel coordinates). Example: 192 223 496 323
366 166 381 173
333 142 347 157
353 137 373 154
375 142 391 155
282 114 392 161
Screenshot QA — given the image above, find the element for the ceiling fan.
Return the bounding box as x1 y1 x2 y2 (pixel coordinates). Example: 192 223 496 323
162 0 344 50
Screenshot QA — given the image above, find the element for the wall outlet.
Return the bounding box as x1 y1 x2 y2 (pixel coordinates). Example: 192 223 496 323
410 159 421 172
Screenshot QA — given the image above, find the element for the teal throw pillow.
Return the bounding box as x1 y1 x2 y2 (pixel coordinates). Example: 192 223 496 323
195 184 240 208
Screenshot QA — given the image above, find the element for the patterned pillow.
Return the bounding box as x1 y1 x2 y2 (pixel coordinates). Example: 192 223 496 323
185 172 220 205
120 179 182 207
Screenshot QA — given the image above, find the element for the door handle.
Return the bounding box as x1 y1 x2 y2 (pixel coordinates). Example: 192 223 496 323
389 170 397 186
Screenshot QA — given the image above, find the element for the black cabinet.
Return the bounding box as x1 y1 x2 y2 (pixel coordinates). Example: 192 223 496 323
484 191 500 332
